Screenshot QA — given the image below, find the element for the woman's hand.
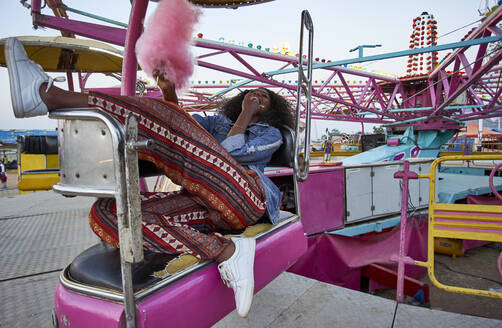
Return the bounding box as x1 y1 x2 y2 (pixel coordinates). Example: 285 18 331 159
241 93 266 122
228 89 269 137
153 69 178 104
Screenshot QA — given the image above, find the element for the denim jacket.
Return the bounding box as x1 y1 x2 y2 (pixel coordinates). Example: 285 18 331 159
193 113 283 224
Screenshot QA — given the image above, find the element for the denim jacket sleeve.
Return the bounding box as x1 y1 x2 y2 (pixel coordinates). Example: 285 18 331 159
220 126 283 166
192 114 218 135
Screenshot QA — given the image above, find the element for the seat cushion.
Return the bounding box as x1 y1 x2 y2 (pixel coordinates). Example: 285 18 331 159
269 125 295 167
68 242 176 292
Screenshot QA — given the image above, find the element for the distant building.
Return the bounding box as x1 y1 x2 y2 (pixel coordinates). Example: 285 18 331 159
0 130 57 147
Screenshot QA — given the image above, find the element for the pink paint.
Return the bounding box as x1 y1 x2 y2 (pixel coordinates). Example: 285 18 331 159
121 0 148 96
489 163 502 200
137 221 306 327
468 194 502 206
435 218 502 226
410 146 420 158
54 220 306 327
435 226 502 234
393 161 419 303
435 210 502 218
393 152 405 161
463 239 490 251
32 14 126 46
136 0 201 89
54 284 125 327
298 167 345 235
288 215 428 291
31 0 41 15
387 138 400 146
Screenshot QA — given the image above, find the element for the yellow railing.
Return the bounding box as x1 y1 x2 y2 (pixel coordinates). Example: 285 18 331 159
413 155 502 299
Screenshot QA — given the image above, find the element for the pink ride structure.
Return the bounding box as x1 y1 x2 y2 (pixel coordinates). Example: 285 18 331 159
6 1 502 327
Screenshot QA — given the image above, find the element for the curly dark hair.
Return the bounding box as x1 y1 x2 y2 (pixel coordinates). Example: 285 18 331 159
221 88 294 129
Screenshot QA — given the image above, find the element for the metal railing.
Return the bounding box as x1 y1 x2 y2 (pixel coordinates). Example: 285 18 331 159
294 9 313 183
393 155 502 302
50 109 153 328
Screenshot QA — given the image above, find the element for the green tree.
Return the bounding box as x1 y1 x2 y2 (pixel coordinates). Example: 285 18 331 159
321 128 342 140
373 126 385 134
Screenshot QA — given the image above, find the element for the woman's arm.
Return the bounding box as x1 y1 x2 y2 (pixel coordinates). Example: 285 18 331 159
152 70 178 104
227 93 266 137
222 126 283 165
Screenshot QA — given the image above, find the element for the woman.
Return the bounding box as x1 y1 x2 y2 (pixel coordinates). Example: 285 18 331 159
5 37 294 318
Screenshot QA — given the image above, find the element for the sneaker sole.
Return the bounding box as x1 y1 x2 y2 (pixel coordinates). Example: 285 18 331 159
236 238 256 318
5 38 25 118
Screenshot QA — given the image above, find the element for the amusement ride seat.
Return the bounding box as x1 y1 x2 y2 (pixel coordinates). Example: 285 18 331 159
55 114 302 296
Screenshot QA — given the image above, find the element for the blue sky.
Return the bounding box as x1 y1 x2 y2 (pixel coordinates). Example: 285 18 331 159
0 0 489 134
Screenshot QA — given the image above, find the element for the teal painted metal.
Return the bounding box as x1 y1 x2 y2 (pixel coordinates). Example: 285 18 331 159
209 36 502 99
328 216 404 237
383 117 429 127
342 127 456 165
209 36 502 100
267 36 502 76
349 44 382 58
440 116 463 124
60 4 129 28
209 79 251 99
355 111 376 116
439 167 485 176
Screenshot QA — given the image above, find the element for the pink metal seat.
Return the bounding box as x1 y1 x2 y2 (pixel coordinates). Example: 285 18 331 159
49 110 307 327
56 211 305 327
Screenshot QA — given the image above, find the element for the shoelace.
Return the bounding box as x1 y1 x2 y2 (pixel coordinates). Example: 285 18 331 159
218 263 235 288
47 76 66 92
34 62 65 92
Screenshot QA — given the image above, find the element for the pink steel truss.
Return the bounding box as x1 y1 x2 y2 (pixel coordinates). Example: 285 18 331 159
26 0 502 128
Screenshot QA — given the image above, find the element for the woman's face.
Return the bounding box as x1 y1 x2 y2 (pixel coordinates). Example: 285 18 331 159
246 88 272 114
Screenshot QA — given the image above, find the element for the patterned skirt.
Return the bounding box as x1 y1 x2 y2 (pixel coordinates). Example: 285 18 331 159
87 92 266 260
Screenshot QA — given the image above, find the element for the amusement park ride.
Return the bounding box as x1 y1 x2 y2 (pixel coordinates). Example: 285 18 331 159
2 0 502 327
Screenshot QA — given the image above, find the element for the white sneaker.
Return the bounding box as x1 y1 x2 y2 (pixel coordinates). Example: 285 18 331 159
218 237 256 318
5 37 54 118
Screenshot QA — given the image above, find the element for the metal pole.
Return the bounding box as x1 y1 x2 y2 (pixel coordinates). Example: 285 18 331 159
121 0 148 96
294 10 313 182
393 161 418 303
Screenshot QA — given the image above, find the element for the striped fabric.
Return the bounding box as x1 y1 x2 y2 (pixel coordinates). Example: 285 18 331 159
87 93 266 259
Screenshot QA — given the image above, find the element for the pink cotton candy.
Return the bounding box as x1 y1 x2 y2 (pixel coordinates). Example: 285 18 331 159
135 0 201 89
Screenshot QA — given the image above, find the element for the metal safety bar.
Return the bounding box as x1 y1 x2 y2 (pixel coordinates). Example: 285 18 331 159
49 109 152 328
294 9 313 183
393 155 502 302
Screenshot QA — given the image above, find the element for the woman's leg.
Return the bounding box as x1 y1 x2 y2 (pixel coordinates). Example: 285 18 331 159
90 191 232 260
6 37 257 315
40 83 89 110
87 91 266 232
31 85 261 261
7 39 266 232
